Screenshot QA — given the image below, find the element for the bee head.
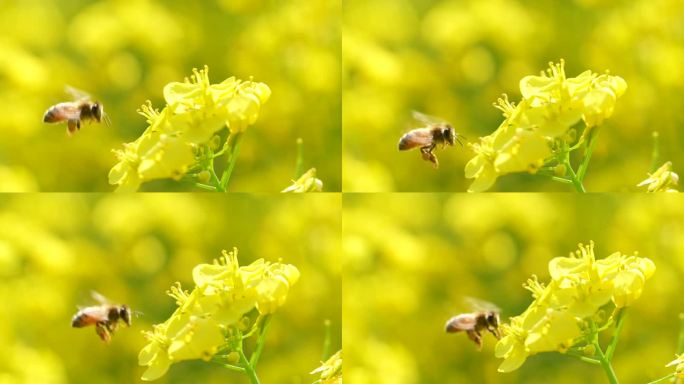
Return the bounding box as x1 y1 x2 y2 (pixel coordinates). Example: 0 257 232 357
443 125 455 146
91 103 103 122
119 305 132 326
485 311 499 328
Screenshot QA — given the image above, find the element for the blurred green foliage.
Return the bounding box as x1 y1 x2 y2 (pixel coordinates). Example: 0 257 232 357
0 194 340 383
0 0 340 191
344 194 684 383
343 0 684 192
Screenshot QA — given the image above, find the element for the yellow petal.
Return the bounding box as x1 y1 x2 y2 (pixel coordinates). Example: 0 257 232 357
163 81 201 107
140 350 171 381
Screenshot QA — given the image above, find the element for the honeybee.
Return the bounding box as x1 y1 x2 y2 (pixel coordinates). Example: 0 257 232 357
398 111 464 168
445 298 501 350
43 86 111 136
71 291 132 343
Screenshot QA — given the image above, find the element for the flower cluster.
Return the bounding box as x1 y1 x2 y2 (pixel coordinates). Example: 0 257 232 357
109 66 271 192
138 248 299 381
281 168 323 193
465 60 627 192
637 161 679 192
311 350 342 384
667 354 684 379
495 242 655 372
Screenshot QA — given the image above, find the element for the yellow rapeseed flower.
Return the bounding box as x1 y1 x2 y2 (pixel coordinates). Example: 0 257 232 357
496 242 654 373
637 161 679 192
667 354 684 378
311 350 342 384
109 67 270 192
281 168 323 193
465 61 626 192
138 248 299 381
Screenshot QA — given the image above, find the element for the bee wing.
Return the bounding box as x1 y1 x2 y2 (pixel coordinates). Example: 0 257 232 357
91 290 111 305
412 110 447 125
464 296 500 312
65 85 92 101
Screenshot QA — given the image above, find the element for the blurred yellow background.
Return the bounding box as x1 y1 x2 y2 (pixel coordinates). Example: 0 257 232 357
0 0 340 191
344 194 683 383
0 194 341 383
343 0 684 192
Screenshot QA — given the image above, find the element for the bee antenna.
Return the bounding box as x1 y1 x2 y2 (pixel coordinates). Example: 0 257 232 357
455 134 467 146
103 113 112 128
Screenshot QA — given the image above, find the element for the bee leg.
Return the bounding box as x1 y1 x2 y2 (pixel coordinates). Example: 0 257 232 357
95 322 112 343
431 154 439 168
421 150 438 168
420 145 439 168
420 148 431 161
67 119 80 136
466 330 483 350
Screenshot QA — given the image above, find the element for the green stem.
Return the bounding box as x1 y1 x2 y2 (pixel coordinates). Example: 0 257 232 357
589 320 619 384
294 138 304 179
646 373 676 384
238 348 260 384
564 350 601 365
674 313 684 384
565 161 586 193
605 309 626 361
210 359 246 373
242 315 264 340
321 319 332 361
594 339 619 384
219 132 244 191
537 170 573 184
577 128 599 182
191 182 217 191
551 176 573 184
677 313 684 354
250 315 272 368
213 141 230 158
650 131 660 173
208 164 225 192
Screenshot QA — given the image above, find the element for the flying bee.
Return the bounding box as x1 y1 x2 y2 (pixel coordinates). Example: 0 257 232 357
445 297 501 350
398 111 464 168
43 86 111 136
71 291 133 343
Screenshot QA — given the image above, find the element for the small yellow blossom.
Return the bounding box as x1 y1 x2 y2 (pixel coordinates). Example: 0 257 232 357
667 354 684 378
495 317 529 372
281 168 323 193
311 350 342 384
138 248 299 381
637 161 679 192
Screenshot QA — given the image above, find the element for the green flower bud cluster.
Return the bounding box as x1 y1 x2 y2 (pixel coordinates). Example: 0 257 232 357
465 60 627 192
109 66 271 192
495 242 654 373
138 248 299 381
